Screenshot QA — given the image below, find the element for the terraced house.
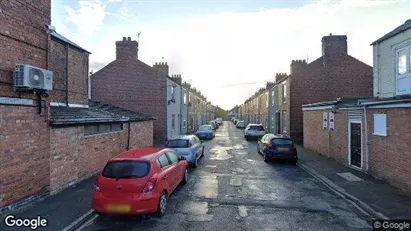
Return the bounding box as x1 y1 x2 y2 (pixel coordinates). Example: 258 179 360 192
0 0 153 212
239 34 372 144
303 20 411 193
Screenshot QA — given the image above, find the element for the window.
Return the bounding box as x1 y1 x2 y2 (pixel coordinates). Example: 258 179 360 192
373 114 387 136
395 46 411 95
157 154 170 168
184 92 187 104
183 120 187 128
166 139 189 148
282 83 287 103
282 110 287 134
171 114 176 130
102 161 150 179
170 86 176 101
166 152 179 164
84 123 123 136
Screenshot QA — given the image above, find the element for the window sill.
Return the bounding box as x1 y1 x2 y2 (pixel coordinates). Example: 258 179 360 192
372 133 387 137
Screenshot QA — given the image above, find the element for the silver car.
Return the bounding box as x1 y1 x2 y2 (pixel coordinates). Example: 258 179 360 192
164 135 204 168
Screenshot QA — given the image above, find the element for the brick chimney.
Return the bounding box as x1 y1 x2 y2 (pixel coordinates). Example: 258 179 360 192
116 37 139 60
322 34 347 58
290 60 308 75
153 62 169 77
275 73 288 83
171 74 182 84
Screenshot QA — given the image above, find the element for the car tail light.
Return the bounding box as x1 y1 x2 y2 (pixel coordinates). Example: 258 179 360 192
268 142 275 148
142 173 158 193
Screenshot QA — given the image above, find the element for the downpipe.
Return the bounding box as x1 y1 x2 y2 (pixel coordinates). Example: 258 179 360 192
363 106 369 173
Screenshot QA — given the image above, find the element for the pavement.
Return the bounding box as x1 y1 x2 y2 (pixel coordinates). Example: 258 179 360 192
0 121 410 231
296 146 411 220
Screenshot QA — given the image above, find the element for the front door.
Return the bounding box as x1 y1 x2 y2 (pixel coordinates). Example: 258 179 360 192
349 122 362 168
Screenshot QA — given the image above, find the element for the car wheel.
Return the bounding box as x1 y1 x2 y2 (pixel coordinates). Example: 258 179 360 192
263 153 268 162
192 157 198 168
181 169 188 185
201 147 204 157
155 192 167 217
257 146 261 154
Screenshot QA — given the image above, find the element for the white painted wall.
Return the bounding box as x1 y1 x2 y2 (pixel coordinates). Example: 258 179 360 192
373 28 411 98
166 78 181 139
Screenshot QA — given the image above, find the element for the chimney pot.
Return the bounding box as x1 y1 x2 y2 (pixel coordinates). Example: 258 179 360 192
123 37 126 41
116 38 139 60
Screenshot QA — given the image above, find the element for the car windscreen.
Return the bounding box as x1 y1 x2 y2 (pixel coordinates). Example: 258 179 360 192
166 139 189 148
102 161 150 179
272 138 293 146
249 126 264 131
199 126 212 131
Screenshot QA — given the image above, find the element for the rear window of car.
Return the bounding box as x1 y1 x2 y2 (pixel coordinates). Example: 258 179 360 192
249 125 264 131
102 161 150 179
272 138 293 146
166 139 189 148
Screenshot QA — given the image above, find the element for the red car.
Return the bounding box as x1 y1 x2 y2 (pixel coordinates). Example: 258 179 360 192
92 148 188 217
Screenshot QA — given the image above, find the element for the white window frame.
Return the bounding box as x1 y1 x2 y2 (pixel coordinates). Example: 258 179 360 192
395 46 411 95
373 114 387 136
183 92 187 104
282 83 287 103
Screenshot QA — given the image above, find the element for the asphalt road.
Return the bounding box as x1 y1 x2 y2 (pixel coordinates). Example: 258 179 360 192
79 121 372 231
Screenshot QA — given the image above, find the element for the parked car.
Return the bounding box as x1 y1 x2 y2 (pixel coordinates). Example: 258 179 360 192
216 118 223 125
236 120 246 129
244 124 266 140
209 121 218 130
257 134 298 164
233 119 238 124
92 148 188 217
165 135 205 168
196 124 215 140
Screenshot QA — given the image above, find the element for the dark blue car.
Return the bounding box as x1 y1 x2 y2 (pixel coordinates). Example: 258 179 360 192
257 134 297 164
195 125 215 140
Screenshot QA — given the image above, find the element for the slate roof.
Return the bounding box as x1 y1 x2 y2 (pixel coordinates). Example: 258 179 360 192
50 102 154 126
50 30 91 53
89 101 155 122
371 19 411 45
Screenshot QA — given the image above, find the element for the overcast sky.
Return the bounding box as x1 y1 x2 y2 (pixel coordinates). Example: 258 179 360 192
51 0 410 110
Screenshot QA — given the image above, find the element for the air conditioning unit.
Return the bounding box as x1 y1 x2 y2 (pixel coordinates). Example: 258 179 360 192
14 64 53 91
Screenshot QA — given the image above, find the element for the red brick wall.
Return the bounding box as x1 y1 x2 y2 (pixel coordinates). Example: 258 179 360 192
367 108 411 192
291 51 372 143
91 40 167 143
0 105 50 208
0 0 51 208
0 0 50 98
129 121 153 149
303 109 351 165
49 121 153 193
48 39 89 105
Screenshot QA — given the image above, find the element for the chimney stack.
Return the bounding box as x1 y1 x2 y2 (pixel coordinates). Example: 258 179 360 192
116 37 139 60
290 60 307 75
322 34 347 59
171 74 182 85
275 73 288 83
153 62 169 77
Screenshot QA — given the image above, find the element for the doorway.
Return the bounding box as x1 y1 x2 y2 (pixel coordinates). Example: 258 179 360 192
349 122 362 169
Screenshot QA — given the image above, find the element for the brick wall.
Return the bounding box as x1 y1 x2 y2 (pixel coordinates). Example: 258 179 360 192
49 121 153 193
303 109 351 165
0 0 50 98
0 0 51 208
0 105 50 208
290 36 372 144
129 121 153 149
91 38 167 143
367 108 411 192
48 39 89 105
